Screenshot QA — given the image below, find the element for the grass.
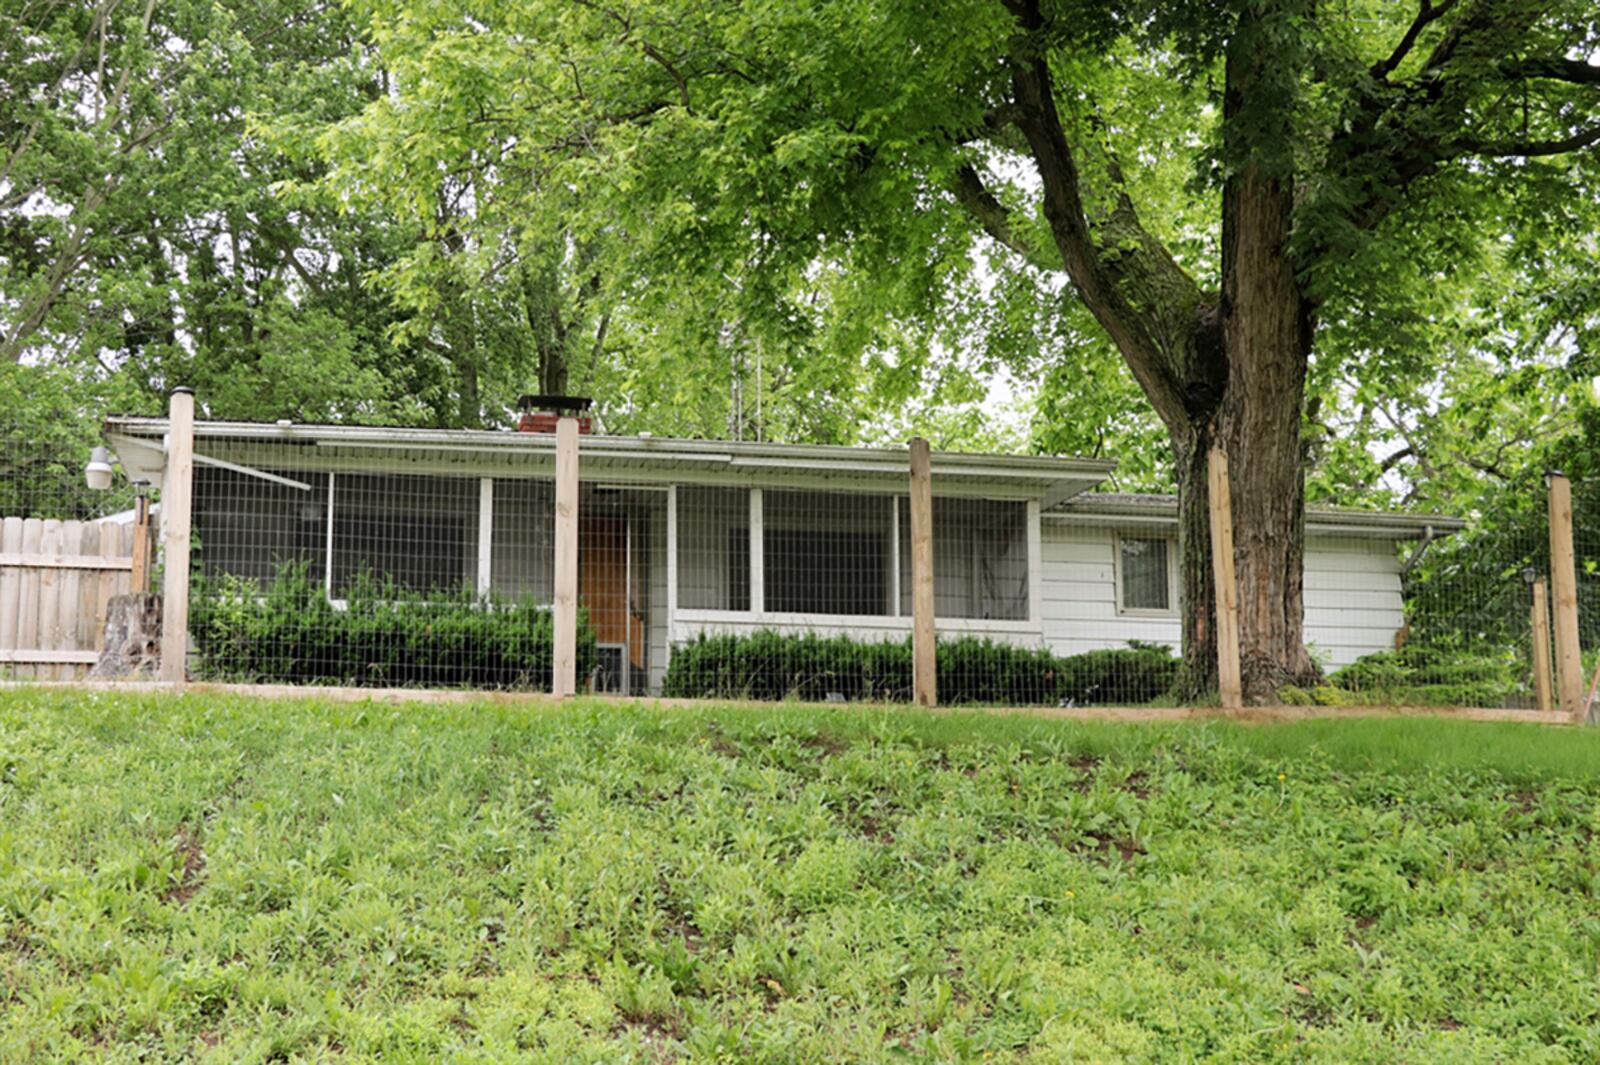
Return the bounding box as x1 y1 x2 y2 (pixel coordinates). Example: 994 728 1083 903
2 690 1599 1062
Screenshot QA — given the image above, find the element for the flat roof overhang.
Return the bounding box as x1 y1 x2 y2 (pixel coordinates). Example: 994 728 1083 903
1045 494 1465 540
104 417 1116 505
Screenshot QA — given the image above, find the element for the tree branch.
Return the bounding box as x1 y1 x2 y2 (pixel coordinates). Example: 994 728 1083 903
950 164 1052 269
1370 0 1458 80
1002 0 1204 430
1460 123 1600 158
1503 57 1600 85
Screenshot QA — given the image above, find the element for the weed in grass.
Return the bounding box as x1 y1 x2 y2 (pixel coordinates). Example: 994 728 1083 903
1 689 1599 1061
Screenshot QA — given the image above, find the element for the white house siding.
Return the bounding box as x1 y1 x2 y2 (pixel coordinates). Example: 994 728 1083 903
1040 521 1405 668
1301 535 1406 668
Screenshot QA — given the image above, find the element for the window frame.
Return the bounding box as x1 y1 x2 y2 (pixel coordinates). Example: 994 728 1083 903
1113 531 1179 618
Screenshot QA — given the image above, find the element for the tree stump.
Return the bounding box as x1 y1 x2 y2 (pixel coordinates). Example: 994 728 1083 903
91 593 164 679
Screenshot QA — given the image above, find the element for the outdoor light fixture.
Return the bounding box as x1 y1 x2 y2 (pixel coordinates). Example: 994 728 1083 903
85 446 115 491
1521 565 1538 586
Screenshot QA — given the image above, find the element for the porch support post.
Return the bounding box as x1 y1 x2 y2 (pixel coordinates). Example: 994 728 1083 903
476 478 493 598
889 496 901 616
1026 499 1042 625
1547 471 1587 722
552 416 580 698
749 488 765 616
159 387 195 686
665 485 678 667
909 437 936 708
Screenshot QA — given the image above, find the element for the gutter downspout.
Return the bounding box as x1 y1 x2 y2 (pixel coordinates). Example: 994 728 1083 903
1399 524 1436 580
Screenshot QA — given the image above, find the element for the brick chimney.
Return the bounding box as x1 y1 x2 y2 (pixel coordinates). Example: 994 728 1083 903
517 394 594 434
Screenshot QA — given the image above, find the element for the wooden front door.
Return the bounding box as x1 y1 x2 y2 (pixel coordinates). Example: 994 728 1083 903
579 515 643 671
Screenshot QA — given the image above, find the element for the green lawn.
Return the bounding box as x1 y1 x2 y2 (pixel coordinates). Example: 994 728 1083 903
2 691 1599 1062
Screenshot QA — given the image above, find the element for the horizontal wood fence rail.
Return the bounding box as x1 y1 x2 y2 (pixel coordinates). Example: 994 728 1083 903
0 517 138 679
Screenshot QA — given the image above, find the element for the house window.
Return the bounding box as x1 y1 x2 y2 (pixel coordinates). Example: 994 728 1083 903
676 486 751 611
763 491 891 616
1117 535 1174 614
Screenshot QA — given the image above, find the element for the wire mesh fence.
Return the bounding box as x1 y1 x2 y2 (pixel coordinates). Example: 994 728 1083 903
1 399 1594 713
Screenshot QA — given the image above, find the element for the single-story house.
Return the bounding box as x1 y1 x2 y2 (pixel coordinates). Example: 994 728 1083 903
103 415 1463 693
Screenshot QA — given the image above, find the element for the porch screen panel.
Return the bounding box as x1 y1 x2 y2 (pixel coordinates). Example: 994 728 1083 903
331 473 478 596
676 486 750 611
899 497 1028 620
763 490 891 616
193 466 328 584
491 478 555 601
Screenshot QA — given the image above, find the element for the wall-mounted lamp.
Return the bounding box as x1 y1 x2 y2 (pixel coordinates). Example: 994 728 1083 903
85 446 115 491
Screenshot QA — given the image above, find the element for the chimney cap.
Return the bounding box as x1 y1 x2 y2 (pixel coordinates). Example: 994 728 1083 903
518 394 592 414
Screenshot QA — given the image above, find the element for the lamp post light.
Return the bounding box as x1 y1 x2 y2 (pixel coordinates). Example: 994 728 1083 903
84 446 115 491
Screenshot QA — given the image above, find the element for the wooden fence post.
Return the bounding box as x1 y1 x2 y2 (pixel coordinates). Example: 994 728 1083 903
1207 448 1243 709
129 491 153 594
909 437 936 709
1530 575 1554 713
1547 472 1587 723
159 388 195 686
551 415 580 698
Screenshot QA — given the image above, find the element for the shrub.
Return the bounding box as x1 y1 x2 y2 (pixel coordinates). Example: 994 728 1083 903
190 560 596 690
662 630 1179 706
1320 641 1528 708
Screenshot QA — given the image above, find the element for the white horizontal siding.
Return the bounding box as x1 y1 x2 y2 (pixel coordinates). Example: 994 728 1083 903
1040 524 1180 657
1303 536 1404 669
1040 523 1405 668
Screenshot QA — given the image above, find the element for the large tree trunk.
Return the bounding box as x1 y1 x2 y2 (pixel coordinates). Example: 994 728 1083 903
1004 0 1320 703
1215 163 1319 700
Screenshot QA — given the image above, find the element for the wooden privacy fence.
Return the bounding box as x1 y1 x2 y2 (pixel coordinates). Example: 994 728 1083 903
0 517 139 679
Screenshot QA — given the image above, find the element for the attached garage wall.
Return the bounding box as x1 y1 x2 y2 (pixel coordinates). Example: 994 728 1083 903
1040 520 1406 668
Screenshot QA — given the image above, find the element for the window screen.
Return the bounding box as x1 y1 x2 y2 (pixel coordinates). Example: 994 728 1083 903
1119 536 1172 612
331 473 478 596
898 497 1028 620
491 478 555 600
763 491 891 615
676 486 750 611
192 466 328 584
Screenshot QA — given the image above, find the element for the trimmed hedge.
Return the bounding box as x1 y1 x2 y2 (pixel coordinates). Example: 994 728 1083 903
190 561 595 690
661 630 1178 706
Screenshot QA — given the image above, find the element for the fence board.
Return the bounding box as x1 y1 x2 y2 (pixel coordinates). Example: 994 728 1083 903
38 520 63 681
0 517 19 657
99 525 128 652
76 522 102 653
15 521 42 680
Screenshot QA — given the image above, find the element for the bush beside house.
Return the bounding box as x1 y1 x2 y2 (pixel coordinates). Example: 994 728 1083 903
191 561 596 690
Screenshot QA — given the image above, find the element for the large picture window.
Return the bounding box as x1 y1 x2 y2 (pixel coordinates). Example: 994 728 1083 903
1117 534 1174 614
